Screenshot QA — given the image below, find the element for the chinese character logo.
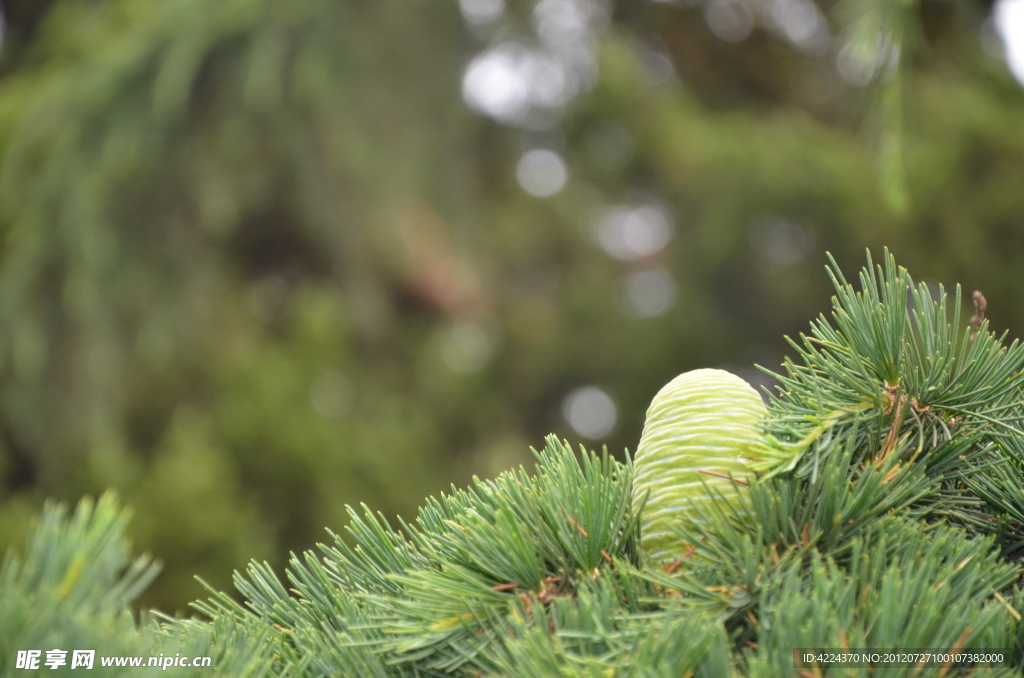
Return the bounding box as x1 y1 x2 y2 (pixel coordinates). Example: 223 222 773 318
71 650 95 669
15 650 41 670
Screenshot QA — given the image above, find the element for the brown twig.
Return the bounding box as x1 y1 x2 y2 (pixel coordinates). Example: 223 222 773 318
969 290 987 341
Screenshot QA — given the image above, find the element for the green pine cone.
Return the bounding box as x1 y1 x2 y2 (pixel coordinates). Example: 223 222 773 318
632 368 768 562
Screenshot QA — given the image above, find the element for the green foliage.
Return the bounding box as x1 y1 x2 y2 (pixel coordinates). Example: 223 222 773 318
752 251 1024 560
749 519 1022 677
0 0 1021 671
179 254 1024 674
2 0 1024 618
8 253 1024 674
0 494 157 675
0 493 279 676
261 438 639 674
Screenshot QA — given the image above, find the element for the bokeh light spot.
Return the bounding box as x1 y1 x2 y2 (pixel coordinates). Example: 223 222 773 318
771 0 829 53
835 40 898 87
619 267 677 318
516 149 568 197
461 0 600 126
533 0 591 43
462 45 533 121
705 0 755 43
995 0 1024 85
562 386 618 439
596 205 674 261
460 0 505 25
641 51 676 85
442 320 495 373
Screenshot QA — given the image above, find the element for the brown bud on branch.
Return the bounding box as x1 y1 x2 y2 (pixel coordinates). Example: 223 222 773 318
969 290 987 341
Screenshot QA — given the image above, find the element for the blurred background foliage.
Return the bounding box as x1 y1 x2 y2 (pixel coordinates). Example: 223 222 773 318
0 0 1021 611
